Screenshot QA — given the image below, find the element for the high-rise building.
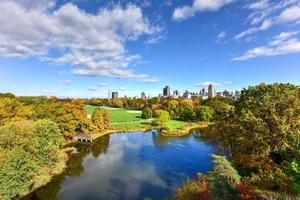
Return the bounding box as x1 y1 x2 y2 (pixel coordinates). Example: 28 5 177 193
163 86 171 97
112 92 118 99
208 84 216 98
141 92 146 99
173 90 180 98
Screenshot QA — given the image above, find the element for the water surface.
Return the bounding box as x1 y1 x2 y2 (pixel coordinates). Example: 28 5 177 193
24 131 216 200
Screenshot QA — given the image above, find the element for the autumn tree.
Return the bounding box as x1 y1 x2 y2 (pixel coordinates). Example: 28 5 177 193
153 109 170 126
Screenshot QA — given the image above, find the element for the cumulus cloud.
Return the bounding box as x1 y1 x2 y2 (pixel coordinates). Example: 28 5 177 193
233 31 300 60
0 0 160 82
172 0 234 21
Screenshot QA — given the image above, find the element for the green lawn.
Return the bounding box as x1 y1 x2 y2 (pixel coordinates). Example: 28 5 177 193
165 120 197 131
86 105 198 131
86 105 142 123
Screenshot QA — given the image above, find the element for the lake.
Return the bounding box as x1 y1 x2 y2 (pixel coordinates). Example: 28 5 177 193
23 131 216 200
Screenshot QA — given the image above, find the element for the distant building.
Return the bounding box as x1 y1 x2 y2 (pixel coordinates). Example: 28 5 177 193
163 86 171 97
183 90 191 99
208 84 216 98
141 92 146 99
234 90 241 99
112 92 118 99
173 90 180 99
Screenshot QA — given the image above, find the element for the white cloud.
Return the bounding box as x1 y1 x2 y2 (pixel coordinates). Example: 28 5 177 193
172 0 234 21
233 31 300 60
235 19 272 40
217 31 227 43
247 0 269 10
278 6 300 22
196 82 224 87
236 0 300 40
0 0 160 82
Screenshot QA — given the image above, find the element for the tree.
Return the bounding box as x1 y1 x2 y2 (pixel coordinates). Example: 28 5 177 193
92 108 106 132
153 109 170 126
208 155 241 200
195 106 214 122
178 100 195 121
0 98 36 125
141 107 152 119
163 100 179 119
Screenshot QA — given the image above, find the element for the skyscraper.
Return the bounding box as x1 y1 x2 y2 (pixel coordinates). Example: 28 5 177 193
208 84 216 98
173 90 180 98
141 92 146 99
163 86 171 97
112 92 118 99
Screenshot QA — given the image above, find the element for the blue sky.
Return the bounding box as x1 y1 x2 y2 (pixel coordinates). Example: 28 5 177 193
0 0 299 98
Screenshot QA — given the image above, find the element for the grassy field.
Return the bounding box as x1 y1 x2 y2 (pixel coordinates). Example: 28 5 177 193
86 105 198 131
165 120 197 131
86 105 142 123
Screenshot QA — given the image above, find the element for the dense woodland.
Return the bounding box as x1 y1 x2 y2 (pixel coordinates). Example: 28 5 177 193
0 82 299 199
0 95 109 200
173 83 300 199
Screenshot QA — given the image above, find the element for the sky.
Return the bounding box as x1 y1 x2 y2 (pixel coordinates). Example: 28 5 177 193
0 0 300 98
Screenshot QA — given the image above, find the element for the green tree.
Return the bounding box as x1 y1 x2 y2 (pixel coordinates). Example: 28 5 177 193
195 106 214 122
208 155 241 200
153 109 170 126
141 107 152 119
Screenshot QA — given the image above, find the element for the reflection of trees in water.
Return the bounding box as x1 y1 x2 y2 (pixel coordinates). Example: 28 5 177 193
22 175 65 200
152 131 169 147
91 135 110 157
67 134 110 177
22 135 110 200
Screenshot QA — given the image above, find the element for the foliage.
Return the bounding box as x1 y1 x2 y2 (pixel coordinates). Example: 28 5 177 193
205 83 300 195
174 155 243 200
153 109 170 126
92 108 110 132
0 98 36 125
195 106 214 122
141 107 152 119
0 120 66 200
208 155 241 200
174 174 212 200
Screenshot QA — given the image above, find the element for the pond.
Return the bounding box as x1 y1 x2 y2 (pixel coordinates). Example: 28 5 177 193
24 131 217 200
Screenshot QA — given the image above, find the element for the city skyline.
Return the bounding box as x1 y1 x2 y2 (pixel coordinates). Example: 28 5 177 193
0 0 300 98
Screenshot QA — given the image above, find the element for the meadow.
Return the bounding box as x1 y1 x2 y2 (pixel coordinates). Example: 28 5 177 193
86 105 194 131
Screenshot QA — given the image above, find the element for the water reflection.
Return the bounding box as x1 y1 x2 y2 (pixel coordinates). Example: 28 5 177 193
23 131 216 200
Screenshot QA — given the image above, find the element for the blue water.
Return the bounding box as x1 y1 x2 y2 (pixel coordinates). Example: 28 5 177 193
24 131 216 200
